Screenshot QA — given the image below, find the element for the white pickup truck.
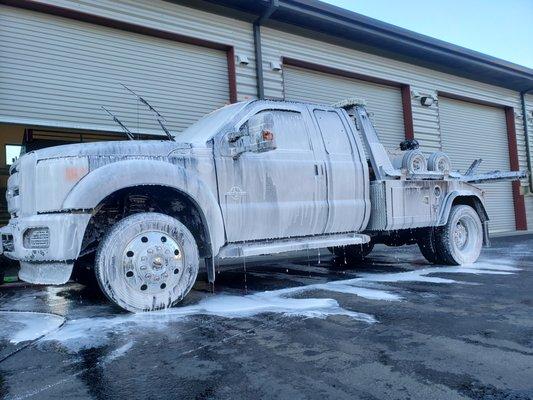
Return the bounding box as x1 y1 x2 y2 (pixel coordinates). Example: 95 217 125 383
0 98 524 311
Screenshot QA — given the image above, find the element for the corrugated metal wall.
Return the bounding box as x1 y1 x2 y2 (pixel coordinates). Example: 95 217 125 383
260 26 524 148
32 0 257 101
0 0 531 231
282 66 405 151
526 94 533 229
0 5 230 134
439 97 515 233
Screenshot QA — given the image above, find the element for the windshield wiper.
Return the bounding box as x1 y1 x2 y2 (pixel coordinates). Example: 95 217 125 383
101 106 135 140
122 84 175 141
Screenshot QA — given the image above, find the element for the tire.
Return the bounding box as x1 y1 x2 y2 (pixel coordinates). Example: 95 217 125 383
427 151 451 173
434 205 483 265
330 242 374 263
95 212 199 312
402 150 427 174
417 227 444 264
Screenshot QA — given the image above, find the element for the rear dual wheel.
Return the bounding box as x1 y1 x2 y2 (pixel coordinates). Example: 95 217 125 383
418 205 482 265
95 212 199 312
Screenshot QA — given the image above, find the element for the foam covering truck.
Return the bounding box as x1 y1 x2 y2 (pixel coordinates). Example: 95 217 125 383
0 99 525 311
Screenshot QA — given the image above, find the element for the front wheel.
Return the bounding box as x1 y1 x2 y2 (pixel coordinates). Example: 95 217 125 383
95 212 199 312
434 205 483 265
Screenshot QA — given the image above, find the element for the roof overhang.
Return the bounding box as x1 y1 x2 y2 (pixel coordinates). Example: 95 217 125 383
181 0 533 92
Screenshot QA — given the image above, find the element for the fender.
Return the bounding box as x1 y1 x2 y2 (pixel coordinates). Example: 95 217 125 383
62 159 226 255
437 188 489 226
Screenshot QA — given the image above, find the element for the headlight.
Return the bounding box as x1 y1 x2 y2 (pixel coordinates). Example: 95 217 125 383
35 157 89 212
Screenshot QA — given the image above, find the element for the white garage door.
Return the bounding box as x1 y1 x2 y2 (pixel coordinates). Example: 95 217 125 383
439 97 515 233
0 6 230 136
283 66 405 151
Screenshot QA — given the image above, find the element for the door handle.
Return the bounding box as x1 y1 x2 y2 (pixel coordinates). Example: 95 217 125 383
314 164 325 176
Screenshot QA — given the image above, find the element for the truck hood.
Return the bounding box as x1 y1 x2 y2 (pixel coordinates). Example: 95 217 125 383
26 140 192 161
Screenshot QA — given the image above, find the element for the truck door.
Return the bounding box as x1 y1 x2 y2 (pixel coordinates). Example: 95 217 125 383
311 108 368 233
215 107 328 242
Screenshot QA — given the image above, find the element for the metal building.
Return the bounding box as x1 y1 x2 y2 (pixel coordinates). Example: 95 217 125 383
0 0 532 233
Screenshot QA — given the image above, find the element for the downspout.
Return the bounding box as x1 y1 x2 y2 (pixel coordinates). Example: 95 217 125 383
253 0 279 99
521 88 533 191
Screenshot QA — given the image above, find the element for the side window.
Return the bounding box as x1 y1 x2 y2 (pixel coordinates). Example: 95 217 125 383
253 110 311 151
313 110 352 154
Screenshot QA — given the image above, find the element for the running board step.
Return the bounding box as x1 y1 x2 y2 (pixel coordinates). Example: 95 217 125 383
217 233 370 259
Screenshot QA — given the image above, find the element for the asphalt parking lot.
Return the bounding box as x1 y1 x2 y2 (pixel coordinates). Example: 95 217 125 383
0 235 532 400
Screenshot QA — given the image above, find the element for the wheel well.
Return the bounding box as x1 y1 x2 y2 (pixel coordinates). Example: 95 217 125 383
451 195 489 223
80 185 212 259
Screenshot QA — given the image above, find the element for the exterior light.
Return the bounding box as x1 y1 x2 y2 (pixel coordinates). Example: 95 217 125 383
270 61 282 71
236 55 249 66
420 96 434 107
412 91 437 107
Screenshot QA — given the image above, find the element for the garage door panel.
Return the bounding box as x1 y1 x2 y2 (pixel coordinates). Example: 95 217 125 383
283 66 405 151
439 97 515 233
0 6 229 135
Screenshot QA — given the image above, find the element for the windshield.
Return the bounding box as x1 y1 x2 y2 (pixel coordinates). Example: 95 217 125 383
176 101 249 143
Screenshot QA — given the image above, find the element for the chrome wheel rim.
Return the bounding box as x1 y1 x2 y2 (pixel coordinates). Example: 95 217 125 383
452 214 480 257
122 231 184 294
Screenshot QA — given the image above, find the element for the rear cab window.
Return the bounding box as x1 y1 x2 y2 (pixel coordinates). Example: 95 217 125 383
313 110 353 154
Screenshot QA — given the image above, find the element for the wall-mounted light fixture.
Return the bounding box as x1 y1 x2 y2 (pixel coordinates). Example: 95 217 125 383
270 60 282 71
236 54 250 66
412 90 437 107
420 96 435 107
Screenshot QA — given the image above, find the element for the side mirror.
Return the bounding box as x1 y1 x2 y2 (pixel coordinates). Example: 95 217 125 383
228 112 277 158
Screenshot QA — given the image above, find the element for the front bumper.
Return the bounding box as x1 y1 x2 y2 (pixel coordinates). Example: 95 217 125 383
0 213 91 284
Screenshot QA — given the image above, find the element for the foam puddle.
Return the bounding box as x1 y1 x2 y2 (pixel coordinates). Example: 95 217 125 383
0 311 65 344
33 260 520 352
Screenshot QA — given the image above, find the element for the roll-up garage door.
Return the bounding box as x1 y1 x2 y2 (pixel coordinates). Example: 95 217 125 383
439 97 515 233
283 66 405 151
0 6 229 136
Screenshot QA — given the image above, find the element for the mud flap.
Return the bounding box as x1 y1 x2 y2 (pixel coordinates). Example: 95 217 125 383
482 221 491 247
205 257 215 284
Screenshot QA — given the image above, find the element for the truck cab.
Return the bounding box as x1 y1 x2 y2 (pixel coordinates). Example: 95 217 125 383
214 100 369 242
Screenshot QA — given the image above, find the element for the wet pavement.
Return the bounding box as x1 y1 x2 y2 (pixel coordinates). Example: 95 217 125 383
0 235 532 400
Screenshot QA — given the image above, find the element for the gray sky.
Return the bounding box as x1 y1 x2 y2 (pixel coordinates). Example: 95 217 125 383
322 0 533 69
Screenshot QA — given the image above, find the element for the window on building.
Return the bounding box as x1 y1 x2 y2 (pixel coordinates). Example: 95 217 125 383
314 110 353 155
5 144 22 165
